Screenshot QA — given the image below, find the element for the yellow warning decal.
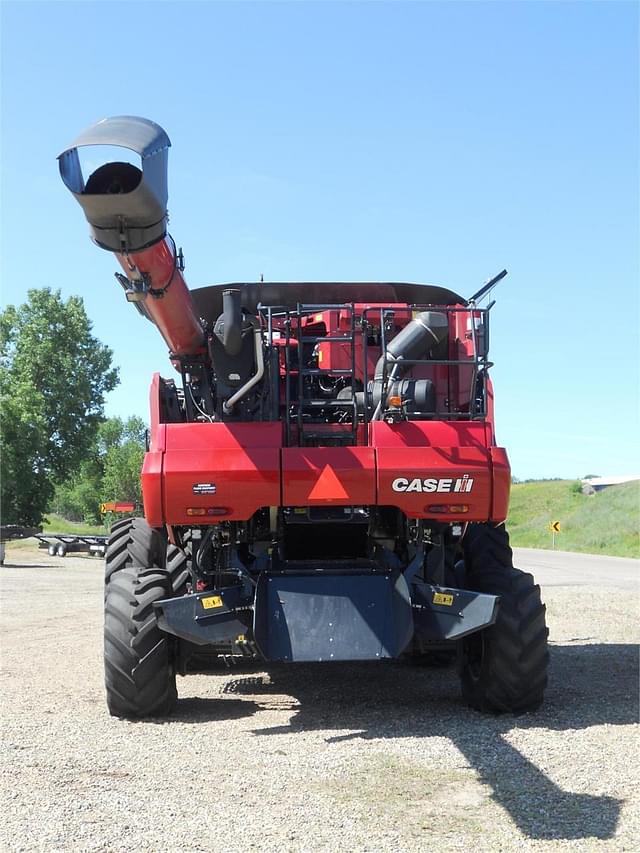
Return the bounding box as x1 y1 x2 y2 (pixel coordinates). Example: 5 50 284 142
433 592 454 606
201 595 224 610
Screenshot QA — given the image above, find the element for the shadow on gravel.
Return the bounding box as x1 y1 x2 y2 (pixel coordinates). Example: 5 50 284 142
136 697 262 725
177 642 637 841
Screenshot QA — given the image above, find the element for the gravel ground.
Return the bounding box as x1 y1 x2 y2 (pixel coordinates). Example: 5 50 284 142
1 546 638 853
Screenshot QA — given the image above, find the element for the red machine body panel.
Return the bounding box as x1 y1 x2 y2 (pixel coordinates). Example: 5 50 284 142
141 450 164 527
490 447 511 522
164 422 282 450
371 421 499 521
142 393 509 524
369 421 491 448
282 448 376 506
376 446 493 520
161 422 281 523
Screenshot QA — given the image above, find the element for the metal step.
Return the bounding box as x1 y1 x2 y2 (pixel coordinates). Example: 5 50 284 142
297 399 354 408
298 335 354 344
300 368 353 376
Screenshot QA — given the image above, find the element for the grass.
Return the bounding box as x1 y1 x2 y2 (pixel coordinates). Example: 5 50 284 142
319 752 486 837
42 513 107 535
507 479 639 558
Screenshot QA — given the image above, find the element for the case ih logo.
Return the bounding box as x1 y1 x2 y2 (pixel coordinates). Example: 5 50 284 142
392 475 474 493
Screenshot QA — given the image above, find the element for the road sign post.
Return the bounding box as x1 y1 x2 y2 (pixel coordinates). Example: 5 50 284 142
549 520 561 549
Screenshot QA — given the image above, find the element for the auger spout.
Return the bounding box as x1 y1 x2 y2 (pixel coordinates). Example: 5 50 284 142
58 116 205 357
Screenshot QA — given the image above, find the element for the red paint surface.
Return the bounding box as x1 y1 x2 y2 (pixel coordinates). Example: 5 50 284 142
161 422 281 523
282 448 376 505
163 446 280 523
490 447 511 522
141 451 164 527
369 420 490 448
115 238 204 356
376 446 493 520
164 421 282 450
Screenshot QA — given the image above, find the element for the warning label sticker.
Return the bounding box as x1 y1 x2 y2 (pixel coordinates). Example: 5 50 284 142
201 595 224 610
433 592 454 607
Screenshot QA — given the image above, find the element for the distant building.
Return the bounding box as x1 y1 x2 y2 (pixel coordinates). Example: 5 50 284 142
581 475 640 494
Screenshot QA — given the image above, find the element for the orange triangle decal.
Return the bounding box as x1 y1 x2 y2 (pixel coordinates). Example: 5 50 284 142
307 464 349 501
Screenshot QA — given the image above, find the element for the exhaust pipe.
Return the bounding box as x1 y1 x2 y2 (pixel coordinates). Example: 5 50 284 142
59 116 204 357
214 289 243 357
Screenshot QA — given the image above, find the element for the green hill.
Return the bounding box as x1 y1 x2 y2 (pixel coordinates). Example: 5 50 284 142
507 479 639 558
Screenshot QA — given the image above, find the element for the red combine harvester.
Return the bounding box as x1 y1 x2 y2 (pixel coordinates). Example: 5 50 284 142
60 117 548 718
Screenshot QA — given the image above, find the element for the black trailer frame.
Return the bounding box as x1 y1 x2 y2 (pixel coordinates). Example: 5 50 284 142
34 533 108 558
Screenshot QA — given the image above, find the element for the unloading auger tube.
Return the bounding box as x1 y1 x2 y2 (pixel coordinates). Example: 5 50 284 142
58 116 264 415
59 116 206 358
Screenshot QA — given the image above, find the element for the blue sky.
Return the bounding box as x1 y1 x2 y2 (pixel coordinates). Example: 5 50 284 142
1 1 638 479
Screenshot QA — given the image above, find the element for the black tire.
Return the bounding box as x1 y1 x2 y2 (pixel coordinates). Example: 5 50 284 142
166 532 191 594
459 523 549 713
103 518 187 719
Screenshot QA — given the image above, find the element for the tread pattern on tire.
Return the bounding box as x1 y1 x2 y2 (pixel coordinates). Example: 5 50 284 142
104 567 176 718
165 532 191 594
460 523 549 713
104 518 189 718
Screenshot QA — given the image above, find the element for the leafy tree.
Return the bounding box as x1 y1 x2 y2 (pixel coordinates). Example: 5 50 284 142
102 417 146 506
51 455 104 524
52 416 146 524
1 289 119 526
0 377 51 526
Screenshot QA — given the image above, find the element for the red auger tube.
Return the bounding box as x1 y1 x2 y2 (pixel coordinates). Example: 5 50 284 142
58 115 205 357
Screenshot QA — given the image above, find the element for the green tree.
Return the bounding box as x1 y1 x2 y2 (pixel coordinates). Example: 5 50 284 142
0 377 51 526
102 416 146 506
1 289 119 526
52 416 146 524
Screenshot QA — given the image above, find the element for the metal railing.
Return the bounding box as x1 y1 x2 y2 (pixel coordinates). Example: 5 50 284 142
258 302 491 446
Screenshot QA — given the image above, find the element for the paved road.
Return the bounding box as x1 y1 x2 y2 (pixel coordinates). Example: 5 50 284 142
514 547 639 590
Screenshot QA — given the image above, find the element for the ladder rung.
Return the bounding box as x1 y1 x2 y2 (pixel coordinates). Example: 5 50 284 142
297 304 354 311
297 399 354 408
301 368 353 376
298 335 354 344
301 436 356 445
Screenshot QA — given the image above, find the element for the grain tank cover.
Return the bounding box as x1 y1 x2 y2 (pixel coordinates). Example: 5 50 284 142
191 281 466 323
58 116 170 253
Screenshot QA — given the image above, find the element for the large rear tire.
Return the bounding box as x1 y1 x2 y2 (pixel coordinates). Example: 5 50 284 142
104 518 187 719
459 523 549 713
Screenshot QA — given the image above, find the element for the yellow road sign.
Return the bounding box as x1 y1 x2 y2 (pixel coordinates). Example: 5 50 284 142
549 521 561 533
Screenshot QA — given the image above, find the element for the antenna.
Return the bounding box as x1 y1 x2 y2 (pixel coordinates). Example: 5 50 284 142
468 269 508 304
